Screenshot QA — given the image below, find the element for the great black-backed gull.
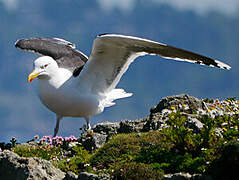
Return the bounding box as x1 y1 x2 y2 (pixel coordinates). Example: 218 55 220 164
15 34 231 136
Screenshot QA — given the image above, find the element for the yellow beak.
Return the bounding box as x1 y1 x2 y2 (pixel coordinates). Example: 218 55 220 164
28 70 40 82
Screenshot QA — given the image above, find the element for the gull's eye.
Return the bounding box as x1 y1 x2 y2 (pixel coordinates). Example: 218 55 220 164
40 64 49 69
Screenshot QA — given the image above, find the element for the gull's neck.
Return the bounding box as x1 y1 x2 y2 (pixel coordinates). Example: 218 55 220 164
39 68 73 89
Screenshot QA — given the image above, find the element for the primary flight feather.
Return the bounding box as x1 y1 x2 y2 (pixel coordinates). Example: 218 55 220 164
15 34 231 136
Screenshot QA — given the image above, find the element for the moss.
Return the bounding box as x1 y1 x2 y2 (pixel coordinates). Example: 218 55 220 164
12 144 63 161
12 143 92 175
90 133 143 169
54 145 92 175
112 162 164 180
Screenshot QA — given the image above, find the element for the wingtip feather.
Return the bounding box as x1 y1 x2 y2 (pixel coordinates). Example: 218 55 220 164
214 60 231 70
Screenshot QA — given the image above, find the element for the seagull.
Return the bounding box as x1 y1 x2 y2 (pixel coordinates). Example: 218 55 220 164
15 34 231 136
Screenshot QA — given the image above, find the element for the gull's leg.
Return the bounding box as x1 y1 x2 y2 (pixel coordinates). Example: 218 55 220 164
54 115 62 137
84 117 91 130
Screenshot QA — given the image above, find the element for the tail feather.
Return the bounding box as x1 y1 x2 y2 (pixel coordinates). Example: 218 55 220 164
102 89 133 107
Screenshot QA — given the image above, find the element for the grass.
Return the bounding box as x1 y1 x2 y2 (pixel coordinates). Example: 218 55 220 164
54 145 92 174
12 144 63 161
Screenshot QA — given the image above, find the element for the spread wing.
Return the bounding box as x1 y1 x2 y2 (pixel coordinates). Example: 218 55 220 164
78 34 231 95
15 37 88 77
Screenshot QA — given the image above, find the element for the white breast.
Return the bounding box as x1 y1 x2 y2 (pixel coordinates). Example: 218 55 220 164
37 75 103 118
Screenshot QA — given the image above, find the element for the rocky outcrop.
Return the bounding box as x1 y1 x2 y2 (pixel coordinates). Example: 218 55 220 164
0 150 65 180
81 94 208 151
1 94 237 180
0 150 107 180
163 172 212 180
150 94 204 114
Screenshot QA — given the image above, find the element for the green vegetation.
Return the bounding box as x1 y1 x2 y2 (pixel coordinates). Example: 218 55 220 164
91 112 238 177
10 111 239 179
54 145 92 175
12 144 63 161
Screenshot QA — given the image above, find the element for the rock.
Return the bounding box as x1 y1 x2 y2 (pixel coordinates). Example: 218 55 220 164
142 116 165 132
185 115 204 134
151 94 204 114
93 121 119 136
164 172 192 180
0 150 102 180
87 94 208 150
80 132 107 152
63 171 78 180
118 120 136 133
164 172 212 180
92 133 107 149
0 150 65 180
118 118 148 133
78 172 99 180
1 94 236 180
65 171 110 180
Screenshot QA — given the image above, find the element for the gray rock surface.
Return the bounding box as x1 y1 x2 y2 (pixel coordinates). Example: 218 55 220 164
150 94 204 114
163 172 212 180
0 151 103 180
79 132 107 152
0 150 65 180
86 94 207 149
77 172 99 180
93 121 119 136
63 171 78 180
118 118 147 133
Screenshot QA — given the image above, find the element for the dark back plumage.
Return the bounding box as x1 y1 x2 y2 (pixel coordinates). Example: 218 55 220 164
15 38 88 76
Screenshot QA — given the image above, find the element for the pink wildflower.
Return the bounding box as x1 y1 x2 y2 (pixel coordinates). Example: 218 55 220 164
65 137 71 142
69 135 77 141
46 135 52 140
40 137 46 142
52 136 64 145
40 135 53 144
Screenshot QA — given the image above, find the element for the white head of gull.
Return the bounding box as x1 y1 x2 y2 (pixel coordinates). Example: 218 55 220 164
15 34 231 136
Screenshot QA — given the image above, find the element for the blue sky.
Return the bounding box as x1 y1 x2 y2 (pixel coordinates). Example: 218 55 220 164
97 0 239 16
2 0 239 15
0 0 238 142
